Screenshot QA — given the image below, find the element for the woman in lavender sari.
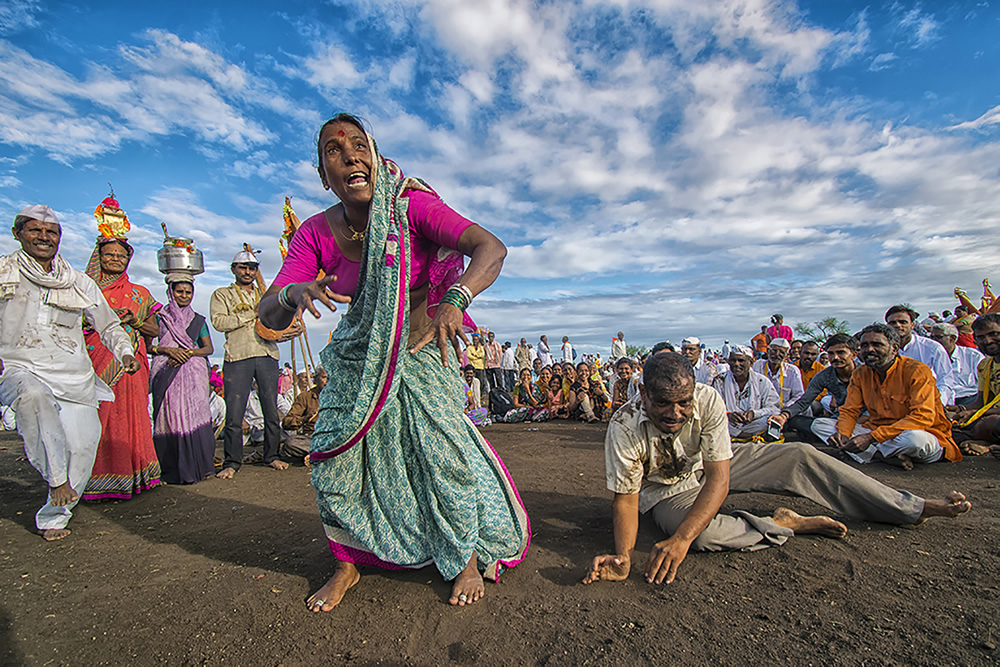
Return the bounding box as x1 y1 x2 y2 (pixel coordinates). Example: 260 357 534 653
149 276 216 484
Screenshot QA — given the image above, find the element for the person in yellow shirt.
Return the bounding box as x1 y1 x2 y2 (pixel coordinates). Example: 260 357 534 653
827 323 961 470
466 333 487 400
796 341 825 390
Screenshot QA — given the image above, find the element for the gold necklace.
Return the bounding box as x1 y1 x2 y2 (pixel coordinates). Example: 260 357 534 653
343 209 366 242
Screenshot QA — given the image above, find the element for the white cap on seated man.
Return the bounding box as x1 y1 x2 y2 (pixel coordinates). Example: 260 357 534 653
751 337 804 410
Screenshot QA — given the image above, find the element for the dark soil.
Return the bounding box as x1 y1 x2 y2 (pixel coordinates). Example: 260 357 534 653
1 423 998 666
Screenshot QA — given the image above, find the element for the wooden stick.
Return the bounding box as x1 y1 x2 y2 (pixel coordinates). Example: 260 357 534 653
302 326 316 369
299 334 311 377
290 334 298 400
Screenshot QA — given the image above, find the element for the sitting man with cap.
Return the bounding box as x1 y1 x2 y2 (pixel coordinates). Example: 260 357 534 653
681 337 717 385
583 351 971 587
711 346 780 440
210 250 286 478
929 322 984 408
752 338 804 412
0 206 138 540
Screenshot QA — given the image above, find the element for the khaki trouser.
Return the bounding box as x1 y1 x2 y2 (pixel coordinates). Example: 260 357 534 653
650 442 925 552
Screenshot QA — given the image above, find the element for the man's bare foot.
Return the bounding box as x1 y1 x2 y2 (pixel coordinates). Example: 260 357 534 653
304 454 311 467
772 507 848 538
959 440 991 456
38 528 71 541
881 453 914 470
919 491 972 521
215 467 236 479
449 553 484 606
49 482 78 507
306 561 360 612
987 445 1000 460
268 460 289 470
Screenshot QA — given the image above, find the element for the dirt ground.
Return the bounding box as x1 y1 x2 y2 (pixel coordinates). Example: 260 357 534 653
1 422 998 666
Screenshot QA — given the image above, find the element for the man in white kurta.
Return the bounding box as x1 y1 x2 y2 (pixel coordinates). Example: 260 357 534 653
0 206 136 540
712 346 781 439
751 337 804 410
681 336 718 385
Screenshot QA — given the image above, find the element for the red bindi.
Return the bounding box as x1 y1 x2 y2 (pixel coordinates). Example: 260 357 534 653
338 130 345 137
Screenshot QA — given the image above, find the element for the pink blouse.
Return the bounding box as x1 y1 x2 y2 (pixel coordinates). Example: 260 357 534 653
272 190 475 297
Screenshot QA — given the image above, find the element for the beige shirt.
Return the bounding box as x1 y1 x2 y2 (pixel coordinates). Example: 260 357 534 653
605 383 733 514
209 283 278 363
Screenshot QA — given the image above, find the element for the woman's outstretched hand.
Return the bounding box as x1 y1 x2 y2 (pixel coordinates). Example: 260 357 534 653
409 303 469 367
291 276 352 319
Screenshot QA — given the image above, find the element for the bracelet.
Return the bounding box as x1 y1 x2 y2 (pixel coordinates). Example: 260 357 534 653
442 285 472 311
440 291 468 311
278 284 297 312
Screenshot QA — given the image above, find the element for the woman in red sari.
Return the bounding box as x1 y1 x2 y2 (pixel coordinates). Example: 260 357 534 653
82 237 162 499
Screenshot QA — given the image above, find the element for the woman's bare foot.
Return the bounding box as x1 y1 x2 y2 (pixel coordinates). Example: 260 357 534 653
38 528 71 541
216 467 236 479
49 482 78 507
772 507 848 538
919 491 972 521
306 561 360 612
268 460 289 470
449 553 484 606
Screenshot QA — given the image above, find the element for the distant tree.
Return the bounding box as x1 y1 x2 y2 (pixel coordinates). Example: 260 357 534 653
626 344 648 357
794 317 851 343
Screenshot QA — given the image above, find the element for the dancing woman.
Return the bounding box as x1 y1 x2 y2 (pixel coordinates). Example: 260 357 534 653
259 114 530 610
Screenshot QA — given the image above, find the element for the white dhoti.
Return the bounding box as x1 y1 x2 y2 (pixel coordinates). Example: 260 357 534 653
810 418 943 464
0 367 102 530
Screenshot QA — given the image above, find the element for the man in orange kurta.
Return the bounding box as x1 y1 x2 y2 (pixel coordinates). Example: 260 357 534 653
828 324 961 469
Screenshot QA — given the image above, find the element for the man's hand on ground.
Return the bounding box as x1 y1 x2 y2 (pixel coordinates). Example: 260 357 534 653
581 554 630 584
645 536 693 584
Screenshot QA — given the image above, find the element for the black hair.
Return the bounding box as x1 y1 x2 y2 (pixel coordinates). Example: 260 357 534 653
824 332 859 353
461 365 475 373
642 352 695 395
972 313 1000 332
885 304 918 322
860 323 900 347
650 341 675 355
316 112 369 178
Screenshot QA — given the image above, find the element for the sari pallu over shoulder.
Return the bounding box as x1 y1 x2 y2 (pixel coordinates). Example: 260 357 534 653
308 134 530 581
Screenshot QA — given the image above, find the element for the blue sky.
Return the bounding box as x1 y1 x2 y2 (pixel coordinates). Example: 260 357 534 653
2 0 999 363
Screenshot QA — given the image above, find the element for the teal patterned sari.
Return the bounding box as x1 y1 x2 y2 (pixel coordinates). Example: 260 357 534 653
309 136 530 581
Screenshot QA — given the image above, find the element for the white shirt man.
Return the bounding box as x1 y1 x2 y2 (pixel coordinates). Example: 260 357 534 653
611 332 627 362
0 206 136 540
537 336 553 367
712 346 781 439
751 338 804 409
929 322 984 405
561 336 574 363
681 336 717 385
886 306 956 406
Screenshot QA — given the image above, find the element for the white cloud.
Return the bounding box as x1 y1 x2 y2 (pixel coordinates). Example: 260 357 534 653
869 52 897 71
948 105 1000 131
897 5 940 48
